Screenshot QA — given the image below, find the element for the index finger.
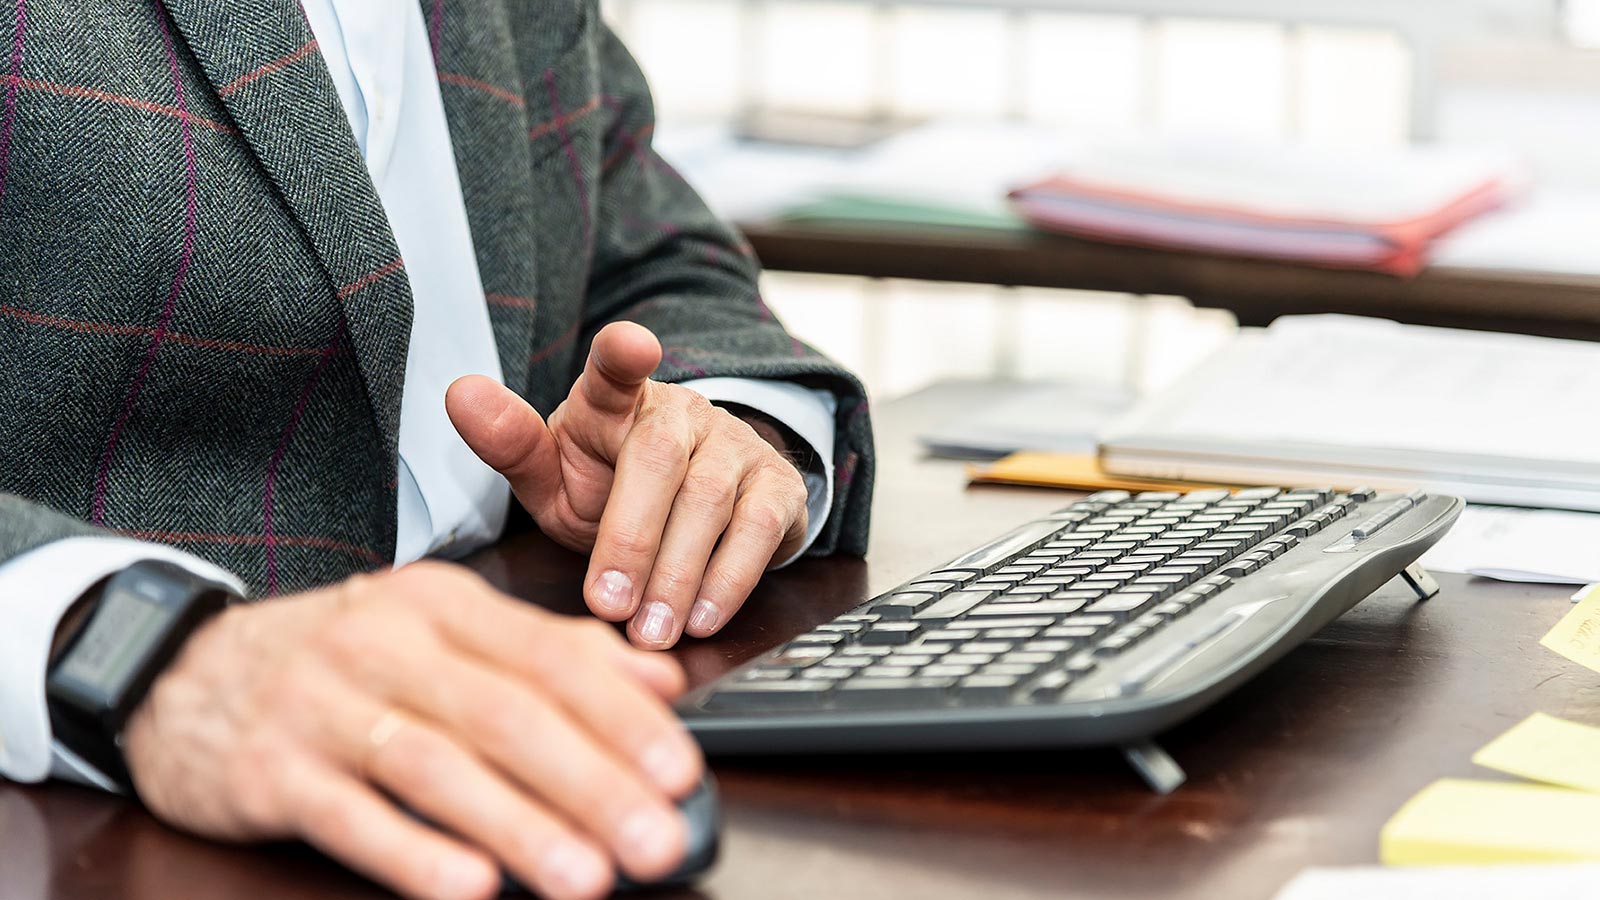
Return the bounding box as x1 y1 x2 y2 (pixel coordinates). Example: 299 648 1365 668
575 322 662 422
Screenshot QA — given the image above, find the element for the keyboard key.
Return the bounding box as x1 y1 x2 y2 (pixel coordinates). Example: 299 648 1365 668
886 654 937 668
773 646 835 663
970 601 1085 617
1064 654 1099 676
816 656 874 670
872 594 937 619
982 662 1042 677
705 681 833 710
1026 670 1074 701
925 569 980 585
1094 635 1136 656
923 628 980 643
964 616 1056 630
1024 639 1076 653
1058 614 1118 630
1234 487 1282 500
956 674 1023 701
862 665 919 678
1118 623 1151 643
1043 625 1100 640
789 632 847 646
1050 590 1105 604
921 664 977 678
862 622 923 645
942 653 998 666
1002 651 1059 666
744 668 795 681
836 677 958 706
1087 592 1161 619
914 590 996 622
1000 583 1058 596
815 621 868 635
841 645 894 657
962 641 1016 655
984 626 1044 640
1151 600 1188 620
941 519 1062 572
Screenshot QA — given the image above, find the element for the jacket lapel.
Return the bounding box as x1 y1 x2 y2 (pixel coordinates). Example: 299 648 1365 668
159 0 412 473
431 1 542 398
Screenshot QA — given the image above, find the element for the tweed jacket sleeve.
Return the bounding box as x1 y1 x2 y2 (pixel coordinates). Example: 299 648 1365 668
573 23 875 558
0 495 101 566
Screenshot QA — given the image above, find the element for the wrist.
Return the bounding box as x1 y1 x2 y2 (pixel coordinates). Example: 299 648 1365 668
47 561 238 794
722 403 813 474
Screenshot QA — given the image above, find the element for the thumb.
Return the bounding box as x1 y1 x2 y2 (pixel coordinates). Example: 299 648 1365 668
445 375 562 514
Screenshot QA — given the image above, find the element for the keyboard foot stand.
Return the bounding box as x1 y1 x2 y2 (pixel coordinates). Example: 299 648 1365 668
1399 563 1440 602
1123 740 1186 795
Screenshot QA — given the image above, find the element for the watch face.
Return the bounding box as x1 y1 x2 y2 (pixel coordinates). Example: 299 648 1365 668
57 577 180 703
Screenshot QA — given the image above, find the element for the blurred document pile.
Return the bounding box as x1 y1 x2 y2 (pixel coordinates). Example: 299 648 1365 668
1098 315 1600 513
1008 142 1524 274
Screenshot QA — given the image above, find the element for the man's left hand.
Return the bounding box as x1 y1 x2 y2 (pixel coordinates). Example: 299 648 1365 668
446 322 810 650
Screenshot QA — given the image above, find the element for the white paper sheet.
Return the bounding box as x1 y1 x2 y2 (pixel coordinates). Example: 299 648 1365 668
1275 864 1600 900
1420 506 1600 585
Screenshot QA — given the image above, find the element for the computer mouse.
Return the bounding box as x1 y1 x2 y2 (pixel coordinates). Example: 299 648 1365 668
500 773 722 894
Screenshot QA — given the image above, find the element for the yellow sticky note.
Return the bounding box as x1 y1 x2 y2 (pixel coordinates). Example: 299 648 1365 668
1474 713 1600 794
1381 779 1600 866
1541 587 1600 673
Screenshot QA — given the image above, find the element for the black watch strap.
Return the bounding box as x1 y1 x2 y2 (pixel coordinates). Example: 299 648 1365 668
46 559 236 794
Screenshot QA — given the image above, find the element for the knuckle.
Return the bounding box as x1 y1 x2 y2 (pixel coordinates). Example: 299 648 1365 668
681 468 737 510
314 612 386 668
740 499 788 537
389 730 455 797
462 690 535 761
604 525 659 562
628 422 690 473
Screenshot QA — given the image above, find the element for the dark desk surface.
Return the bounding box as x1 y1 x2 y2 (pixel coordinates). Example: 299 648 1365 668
741 220 1600 341
2 383 1584 900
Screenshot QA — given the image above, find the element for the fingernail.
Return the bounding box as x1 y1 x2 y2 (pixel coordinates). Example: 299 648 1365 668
641 735 697 793
542 839 609 898
687 599 720 635
636 601 675 645
594 570 634 616
620 808 683 870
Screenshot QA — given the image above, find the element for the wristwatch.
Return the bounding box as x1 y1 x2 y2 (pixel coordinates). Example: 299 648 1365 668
46 560 237 793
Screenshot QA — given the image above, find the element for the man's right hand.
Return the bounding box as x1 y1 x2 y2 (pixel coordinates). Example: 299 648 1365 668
120 561 703 900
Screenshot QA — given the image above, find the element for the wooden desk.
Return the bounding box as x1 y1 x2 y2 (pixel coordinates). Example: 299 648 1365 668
1 385 1582 900
741 220 1600 341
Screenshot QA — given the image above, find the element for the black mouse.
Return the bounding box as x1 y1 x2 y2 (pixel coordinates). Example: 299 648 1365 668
500 774 722 894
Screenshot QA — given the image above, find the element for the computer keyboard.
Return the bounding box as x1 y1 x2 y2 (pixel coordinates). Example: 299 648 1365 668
680 487 1462 777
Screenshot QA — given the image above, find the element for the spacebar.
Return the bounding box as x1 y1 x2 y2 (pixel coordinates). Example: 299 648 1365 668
940 520 1061 572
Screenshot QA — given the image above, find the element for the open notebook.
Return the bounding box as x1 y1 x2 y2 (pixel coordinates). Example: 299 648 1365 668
1098 316 1600 512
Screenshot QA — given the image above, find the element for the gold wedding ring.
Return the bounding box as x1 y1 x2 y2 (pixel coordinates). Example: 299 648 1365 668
360 709 408 778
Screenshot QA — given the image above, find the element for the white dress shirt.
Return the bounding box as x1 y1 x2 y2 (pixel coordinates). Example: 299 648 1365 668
0 1 835 787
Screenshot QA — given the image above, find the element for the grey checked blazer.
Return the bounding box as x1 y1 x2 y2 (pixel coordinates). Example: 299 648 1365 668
0 1 874 597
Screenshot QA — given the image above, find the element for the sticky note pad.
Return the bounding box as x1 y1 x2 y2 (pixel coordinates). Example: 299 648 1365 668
1474 713 1600 794
1541 587 1600 673
1381 779 1600 866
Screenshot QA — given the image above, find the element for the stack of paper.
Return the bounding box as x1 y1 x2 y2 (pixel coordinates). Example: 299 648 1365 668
1009 141 1524 275
1419 506 1600 585
1099 315 1600 513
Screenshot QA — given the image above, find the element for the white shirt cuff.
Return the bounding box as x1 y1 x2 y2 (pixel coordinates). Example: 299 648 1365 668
680 377 838 568
0 536 244 787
